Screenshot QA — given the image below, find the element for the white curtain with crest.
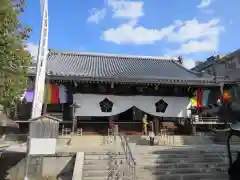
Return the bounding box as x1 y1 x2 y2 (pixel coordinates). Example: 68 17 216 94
73 94 191 118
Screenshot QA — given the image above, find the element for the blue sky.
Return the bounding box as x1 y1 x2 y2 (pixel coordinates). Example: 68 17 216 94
21 0 240 69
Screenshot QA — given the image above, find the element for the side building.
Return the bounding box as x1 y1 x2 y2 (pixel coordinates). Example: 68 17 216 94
192 49 240 125
192 49 240 81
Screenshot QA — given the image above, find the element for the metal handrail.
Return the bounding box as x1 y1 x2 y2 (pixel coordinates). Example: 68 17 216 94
107 151 120 180
119 134 136 180
120 135 136 167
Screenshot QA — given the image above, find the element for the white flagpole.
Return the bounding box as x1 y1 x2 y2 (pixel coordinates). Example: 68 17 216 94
31 0 49 118
24 1 49 179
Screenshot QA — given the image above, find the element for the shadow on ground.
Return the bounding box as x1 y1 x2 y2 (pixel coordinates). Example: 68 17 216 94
0 151 26 180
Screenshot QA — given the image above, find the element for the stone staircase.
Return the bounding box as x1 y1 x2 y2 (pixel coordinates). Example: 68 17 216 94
82 151 125 180
133 145 234 180
79 135 238 180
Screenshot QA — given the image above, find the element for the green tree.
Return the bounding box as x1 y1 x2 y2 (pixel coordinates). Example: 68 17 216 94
0 0 32 109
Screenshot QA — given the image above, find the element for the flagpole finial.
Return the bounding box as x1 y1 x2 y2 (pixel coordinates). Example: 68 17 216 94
40 0 48 16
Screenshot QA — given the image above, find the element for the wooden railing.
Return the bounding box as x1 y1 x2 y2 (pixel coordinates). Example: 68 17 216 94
159 129 176 146
192 115 230 124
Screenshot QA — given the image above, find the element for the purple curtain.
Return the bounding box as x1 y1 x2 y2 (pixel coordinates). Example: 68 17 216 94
24 88 34 102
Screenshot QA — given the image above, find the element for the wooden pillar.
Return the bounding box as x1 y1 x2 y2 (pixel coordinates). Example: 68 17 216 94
154 117 159 135
192 124 196 136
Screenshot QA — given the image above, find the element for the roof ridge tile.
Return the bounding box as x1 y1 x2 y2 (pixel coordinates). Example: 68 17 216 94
49 51 177 61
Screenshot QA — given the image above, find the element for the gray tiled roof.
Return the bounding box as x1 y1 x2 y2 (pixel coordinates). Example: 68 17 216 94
29 52 215 84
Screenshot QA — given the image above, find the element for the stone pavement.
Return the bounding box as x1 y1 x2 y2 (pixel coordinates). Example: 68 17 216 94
1 135 122 153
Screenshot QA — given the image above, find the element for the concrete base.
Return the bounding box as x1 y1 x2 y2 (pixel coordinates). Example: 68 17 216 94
1 151 75 180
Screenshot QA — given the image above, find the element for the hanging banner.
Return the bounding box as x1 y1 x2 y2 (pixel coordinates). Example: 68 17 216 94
31 0 49 118
73 94 191 118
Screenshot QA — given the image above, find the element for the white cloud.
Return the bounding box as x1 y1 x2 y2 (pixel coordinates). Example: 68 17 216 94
167 19 223 42
103 18 224 49
25 42 39 61
197 0 212 8
169 38 218 56
167 19 224 56
182 59 196 69
103 21 177 44
87 8 106 24
87 0 143 24
107 0 144 20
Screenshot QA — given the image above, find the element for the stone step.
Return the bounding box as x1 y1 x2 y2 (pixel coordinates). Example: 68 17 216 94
136 149 232 154
136 157 227 164
84 160 114 166
84 151 124 155
137 149 233 153
83 164 111 170
82 169 112 177
84 156 125 161
83 165 228 177
136 166 227 175
138 162 228 169
84 160 109 166
135 153 230 159
83 177 228 180
84 159 125 165
83 176 129 180
84 155 125 160
134 151 229 156
83 161 229 171
136 172 229 180
82 174 229 180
